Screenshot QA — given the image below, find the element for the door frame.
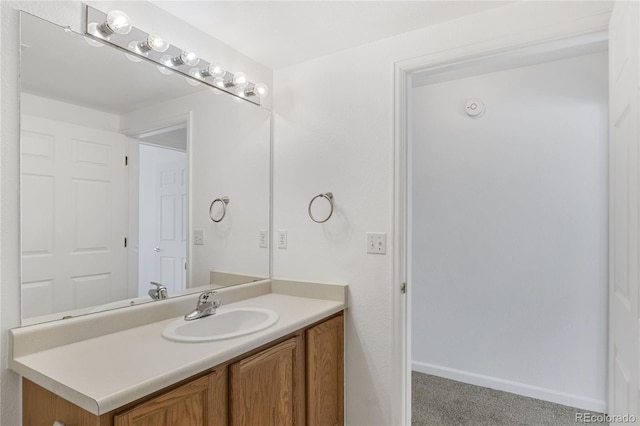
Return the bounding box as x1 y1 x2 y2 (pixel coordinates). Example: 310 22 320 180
391 24 610 426
120 113 192 291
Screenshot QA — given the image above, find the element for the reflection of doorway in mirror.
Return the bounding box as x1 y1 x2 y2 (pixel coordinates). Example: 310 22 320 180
21 115 129 318
138 139 187 298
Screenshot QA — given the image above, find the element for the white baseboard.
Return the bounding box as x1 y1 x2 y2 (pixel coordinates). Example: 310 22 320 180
412 360 606 413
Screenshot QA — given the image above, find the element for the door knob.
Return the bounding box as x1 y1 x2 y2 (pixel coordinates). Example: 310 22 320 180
154 246 161 252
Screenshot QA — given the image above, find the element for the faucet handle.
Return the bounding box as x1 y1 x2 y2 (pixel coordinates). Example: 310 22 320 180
149 282 168 300
184 291 220 321
198 291 217 305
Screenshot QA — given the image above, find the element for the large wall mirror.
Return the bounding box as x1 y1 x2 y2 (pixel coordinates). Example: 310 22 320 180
19 12 271 325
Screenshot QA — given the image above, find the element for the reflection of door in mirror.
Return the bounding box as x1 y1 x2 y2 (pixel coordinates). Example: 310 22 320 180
137 128 187 297
21 113 130 320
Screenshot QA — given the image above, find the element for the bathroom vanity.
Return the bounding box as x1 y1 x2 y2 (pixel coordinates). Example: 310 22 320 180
11 280 346 426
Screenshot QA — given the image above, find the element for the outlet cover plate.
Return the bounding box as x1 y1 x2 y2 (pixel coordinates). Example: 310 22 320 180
278 230 287 249
259 230 268 248
367 232 386 254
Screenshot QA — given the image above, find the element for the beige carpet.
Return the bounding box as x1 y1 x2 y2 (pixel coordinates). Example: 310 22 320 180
412 372 608 426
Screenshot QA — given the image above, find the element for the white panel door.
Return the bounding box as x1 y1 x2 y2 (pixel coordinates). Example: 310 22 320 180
609 1 640 421
155 159 187 293
21 115 128 318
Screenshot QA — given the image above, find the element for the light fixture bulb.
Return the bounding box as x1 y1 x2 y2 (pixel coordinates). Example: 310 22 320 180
209 64 225 77
179 51 199 67
147 34 170 53
253 83 269 97
235 87 247 98
232 72 247 87
96 10 131 36
243 83 269 98
199 63 225 79
135 34 170 54
108 10 132 34
169 51 199 67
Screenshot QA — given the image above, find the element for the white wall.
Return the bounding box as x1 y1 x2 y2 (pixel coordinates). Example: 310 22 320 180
0 2 272 424
411 52 608 411
21 93 120 132
272 2 611 424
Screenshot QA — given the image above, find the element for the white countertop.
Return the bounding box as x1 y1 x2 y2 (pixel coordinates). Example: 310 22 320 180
10 288 345 415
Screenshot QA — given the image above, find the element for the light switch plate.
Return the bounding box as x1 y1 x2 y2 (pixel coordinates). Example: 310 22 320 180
194 229 205 245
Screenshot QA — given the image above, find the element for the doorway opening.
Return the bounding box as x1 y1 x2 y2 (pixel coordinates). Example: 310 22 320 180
133 124 188 298
397 32 610 424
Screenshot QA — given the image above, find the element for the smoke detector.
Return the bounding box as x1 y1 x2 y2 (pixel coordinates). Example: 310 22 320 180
465 99 485 117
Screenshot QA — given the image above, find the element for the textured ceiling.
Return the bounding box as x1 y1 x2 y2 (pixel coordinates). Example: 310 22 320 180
150 1 512 69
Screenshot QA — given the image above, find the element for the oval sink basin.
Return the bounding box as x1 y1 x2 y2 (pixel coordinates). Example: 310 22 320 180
162 307 279 343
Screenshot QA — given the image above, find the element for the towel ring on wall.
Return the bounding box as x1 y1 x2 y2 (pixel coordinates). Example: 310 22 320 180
209 196 230 223
308 192 334 223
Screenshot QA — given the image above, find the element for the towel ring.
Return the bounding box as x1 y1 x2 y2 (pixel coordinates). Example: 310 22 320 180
308 192 334 223
209 196 230 223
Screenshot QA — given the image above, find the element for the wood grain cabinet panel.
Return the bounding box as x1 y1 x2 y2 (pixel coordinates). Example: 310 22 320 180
229 336 305 426
23 378 106 426
113 369 226 426
306 314 344 426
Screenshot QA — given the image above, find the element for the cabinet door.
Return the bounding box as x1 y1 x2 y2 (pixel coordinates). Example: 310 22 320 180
23 378 104 426
113 369 227 426
229 336 304 426
306 314 344 426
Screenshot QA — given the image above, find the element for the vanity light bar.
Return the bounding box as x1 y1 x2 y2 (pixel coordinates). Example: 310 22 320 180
84 6 267 106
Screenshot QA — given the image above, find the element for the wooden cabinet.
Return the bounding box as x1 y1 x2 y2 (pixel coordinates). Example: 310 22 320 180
114 369 226 426
22 313 343 426
229 336 304 426
306 315 344 426
22 368 227 426
23 378 105 426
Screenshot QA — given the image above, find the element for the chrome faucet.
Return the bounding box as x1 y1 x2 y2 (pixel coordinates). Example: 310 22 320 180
149 282 168 300
185 291 221 321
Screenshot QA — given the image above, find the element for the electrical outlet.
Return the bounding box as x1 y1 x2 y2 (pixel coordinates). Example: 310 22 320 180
193 229 205 245
259 230 268 248
367 232 386 254
278 230 287 249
